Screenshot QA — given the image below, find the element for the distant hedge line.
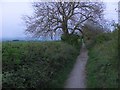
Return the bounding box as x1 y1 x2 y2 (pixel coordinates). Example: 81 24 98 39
2 41 79 88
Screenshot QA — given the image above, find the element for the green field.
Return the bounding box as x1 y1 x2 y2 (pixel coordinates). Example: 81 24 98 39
2 41 80 88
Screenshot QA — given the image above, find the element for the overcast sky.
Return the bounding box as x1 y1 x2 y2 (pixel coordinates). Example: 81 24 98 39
0 0 119 40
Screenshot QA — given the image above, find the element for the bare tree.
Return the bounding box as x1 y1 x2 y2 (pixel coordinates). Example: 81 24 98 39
23 1 104 38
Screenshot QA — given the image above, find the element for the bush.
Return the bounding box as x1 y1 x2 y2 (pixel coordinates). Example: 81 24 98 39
85 32 111 49
86 29 118 88
94 33 111 44
61 34 82 49
2 41 79 88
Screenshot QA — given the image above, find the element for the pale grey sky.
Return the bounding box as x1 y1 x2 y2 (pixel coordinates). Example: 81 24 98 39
1 2 33 40
104 1 118 22
0 0 119 40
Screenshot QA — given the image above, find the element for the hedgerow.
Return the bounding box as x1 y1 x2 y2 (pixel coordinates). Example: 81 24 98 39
86 28 118 88
2 41 79 88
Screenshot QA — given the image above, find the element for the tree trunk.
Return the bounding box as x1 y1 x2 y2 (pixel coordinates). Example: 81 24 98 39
62 18 69 35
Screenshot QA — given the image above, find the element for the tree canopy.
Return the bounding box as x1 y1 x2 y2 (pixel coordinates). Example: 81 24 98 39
23 1 104 38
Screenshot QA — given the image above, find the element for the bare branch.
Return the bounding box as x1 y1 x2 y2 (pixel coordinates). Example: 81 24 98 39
23 2 105 38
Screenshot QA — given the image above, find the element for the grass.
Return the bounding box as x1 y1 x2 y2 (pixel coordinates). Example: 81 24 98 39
86 30 118 88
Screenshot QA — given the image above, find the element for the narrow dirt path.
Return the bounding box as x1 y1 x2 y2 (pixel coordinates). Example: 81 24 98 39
64 43 88 88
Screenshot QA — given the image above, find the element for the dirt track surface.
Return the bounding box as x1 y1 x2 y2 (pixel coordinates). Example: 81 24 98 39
64 43 88 88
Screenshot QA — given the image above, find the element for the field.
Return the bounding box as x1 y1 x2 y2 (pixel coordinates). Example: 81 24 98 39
2 41 80 88
86 29 118 88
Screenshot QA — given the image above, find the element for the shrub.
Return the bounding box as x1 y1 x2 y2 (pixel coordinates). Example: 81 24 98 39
94 33 111 44
2 41 79 88
61 34 82 49
86 29 118 88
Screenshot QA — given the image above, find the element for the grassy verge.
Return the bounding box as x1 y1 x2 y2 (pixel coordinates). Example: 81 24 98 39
86 30 118 88
2 41 80 88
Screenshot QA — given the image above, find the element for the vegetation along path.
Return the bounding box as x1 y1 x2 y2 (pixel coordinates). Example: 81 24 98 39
64 42 88 88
